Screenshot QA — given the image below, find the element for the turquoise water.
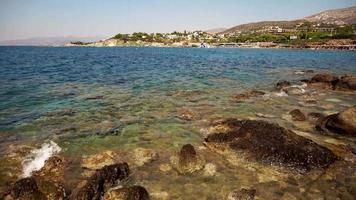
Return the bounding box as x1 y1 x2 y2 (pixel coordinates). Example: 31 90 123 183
0 47 356 199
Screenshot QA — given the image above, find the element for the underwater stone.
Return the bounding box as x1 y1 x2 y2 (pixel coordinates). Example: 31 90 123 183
232 90 265 102
176 144 204 174
132 148 158 167
205 119 339 171
289 109 306 121
103 186 149 200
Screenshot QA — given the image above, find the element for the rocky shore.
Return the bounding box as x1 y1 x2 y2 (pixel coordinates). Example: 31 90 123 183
1 72 356 200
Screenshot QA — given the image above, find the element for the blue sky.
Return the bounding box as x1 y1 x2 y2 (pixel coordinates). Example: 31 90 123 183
0 0 355 40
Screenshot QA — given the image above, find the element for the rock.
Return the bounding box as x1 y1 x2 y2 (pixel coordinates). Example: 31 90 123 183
205 119 339 171
45 109 76 117
289 109 306 121
203 163 217 176
307 74 338 90
103 186 149 200
228 188 256 200
82 151 117 170
307 112 324 122
175 144 204 174
94 121 122 136
70 163 130 200
335 75 356 91
316 106 356 136
159 164 172 172
311 74 338 84
132 148 158 167
85 95 104 100
232 90 265 102
275 81 291 90
9 177 46 200
177 108 200 121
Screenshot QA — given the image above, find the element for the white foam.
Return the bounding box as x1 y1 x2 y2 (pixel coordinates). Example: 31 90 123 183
22 141 61 177
274 91 289 97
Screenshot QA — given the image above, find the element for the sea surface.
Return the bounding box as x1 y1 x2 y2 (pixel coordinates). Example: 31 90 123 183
0 47 356 199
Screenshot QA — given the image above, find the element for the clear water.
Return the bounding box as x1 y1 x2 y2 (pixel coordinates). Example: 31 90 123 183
0 47 356 199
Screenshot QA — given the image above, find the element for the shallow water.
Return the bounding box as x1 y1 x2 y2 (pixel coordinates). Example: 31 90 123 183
0 47 356 199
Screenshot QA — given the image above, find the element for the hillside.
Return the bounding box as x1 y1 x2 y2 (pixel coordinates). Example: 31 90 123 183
305 6 356 25
223 6 356 34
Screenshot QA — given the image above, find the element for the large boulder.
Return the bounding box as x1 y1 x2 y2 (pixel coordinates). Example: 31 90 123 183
316 106 356 136
205 119 339 171
8 177 46 200
70 163 130 200
308 74 338 89
334 75 356 91
103 186 149 200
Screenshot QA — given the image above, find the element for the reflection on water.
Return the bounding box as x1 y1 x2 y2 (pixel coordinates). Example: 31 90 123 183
0 47 355 199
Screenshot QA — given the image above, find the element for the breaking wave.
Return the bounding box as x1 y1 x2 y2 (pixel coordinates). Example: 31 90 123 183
22 141 61 177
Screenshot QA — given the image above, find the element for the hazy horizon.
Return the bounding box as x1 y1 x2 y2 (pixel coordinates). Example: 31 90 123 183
0 0 356 41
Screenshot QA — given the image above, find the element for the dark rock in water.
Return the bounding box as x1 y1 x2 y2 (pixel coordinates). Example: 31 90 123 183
275 80 291 90
10 177 46 200
335 75 356 91
205 119 339 171
85 95 104 100
175 144 204 174
104 186 149 200
311 74 338 84
316 107 356 136
228 188 256 200
308 112 324 122
289 109 306 121
232 90 265 102
70 163 130 200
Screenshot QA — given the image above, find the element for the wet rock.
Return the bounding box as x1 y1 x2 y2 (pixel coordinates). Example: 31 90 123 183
335 75 356 91
132 148 158 167
173 144 204 174
232 90 265 102
316 106 356 136
275 81 291 90
9 177 46 200
311 74 338 84
307 112 324 122
228 188 256 200
81 151 117 170
203 163 217 177
85 95 104 100
159 164 172 172
205 119 339 171
103 186 149 200
70 163 130 200
289 109 306 121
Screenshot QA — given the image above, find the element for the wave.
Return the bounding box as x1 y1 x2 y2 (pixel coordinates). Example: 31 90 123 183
22 141 61 177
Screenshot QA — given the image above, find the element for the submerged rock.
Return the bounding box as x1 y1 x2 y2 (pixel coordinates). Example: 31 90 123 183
228 188 256 200
70 163 130 200
81 151 117 170
103 186 149 200
316 106 356 136
205 119 339 171
307 112 324 122
177 108 200 121
8 177 46 200
232 90 265 102
289 109 306 121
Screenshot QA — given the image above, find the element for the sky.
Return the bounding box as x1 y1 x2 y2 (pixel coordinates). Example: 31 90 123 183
0 0 355 41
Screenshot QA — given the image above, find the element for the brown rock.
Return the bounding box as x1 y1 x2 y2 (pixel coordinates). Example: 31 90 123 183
289 109 306 121
175 144 204 174
205 119 339 171
228 188 256 200
104 186 149 200
316 106 356 136
335 75 356 91
70 163 130 200
232 90 265 102
9 177 46 200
